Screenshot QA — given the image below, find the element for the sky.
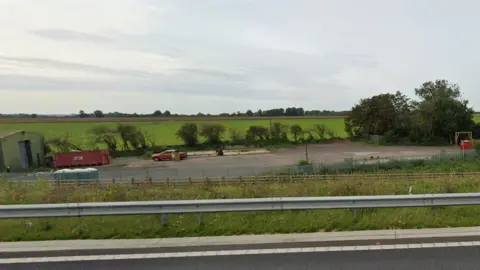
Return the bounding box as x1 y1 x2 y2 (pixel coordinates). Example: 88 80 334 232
1 0 479 115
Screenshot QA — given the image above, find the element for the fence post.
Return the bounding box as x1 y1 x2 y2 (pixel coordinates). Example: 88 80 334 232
112 178 115 184
161 214 168 226
189 177 192 185
166 177 170 185
131 178 135 185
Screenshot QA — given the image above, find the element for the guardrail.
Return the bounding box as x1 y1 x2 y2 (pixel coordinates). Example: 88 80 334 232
1 193 479 223
4 172 480 186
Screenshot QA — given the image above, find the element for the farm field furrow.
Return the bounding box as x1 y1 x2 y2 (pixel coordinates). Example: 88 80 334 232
0 118 346 147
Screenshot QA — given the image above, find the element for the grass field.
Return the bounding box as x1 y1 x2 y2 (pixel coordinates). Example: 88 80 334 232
0 118 346 147
1 175 480 241
0 115 478 148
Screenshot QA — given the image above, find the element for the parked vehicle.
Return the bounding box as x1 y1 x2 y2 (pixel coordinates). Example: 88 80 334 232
152 149 187 161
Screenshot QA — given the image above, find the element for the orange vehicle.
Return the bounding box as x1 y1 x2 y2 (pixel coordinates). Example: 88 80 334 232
151 149 187 161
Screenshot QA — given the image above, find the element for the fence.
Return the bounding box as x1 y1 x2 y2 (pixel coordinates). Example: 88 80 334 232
2 173 480 193
1 193 479 223
1 150 478 182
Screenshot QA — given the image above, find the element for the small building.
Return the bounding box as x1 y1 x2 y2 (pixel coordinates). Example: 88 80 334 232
0 130 46 171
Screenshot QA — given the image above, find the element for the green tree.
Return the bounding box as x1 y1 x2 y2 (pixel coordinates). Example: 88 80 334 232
412 79 475 142
79 110 87 118
245 125 270 143
200 123 226 146
90 125 118 151
290 124 303 141
344 93 404 138
116 124 147 150
93 110 104 118
269 122 289 141
176 123 198 146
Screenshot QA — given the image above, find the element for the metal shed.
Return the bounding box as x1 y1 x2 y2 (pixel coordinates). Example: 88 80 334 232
0 130 46 171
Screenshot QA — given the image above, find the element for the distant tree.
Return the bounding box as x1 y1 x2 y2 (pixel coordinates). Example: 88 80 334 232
290 124 303 141
93 110 104 118
79 110 87 118
153 110 163 116
200 123 226 146
30 114 37 118
176 123 198 146
163 110 171 117
246 110 254 116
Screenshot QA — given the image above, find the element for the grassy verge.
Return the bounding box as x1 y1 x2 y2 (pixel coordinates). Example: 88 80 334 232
2 175 480 241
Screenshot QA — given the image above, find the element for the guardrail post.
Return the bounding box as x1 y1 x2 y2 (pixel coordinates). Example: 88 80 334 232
352 209 358 223
161 214 168 226
189 177 192 185
131 178 135 185
112 178 115 184
198 214 203 225
166 177 170 185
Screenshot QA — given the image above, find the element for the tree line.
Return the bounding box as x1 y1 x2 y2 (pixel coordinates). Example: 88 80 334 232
0 108 349 119
45 121 338 156
345 79 480 144
79 108 349 118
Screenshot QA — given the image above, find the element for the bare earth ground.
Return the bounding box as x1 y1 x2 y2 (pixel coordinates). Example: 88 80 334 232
95 142 461 180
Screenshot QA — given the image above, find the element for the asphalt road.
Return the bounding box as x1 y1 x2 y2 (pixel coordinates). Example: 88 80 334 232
5 246 480 270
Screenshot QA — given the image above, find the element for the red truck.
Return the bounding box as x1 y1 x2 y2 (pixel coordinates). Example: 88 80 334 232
152 149 187 161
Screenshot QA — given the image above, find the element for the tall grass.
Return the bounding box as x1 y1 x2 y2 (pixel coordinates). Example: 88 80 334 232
1 175 480 241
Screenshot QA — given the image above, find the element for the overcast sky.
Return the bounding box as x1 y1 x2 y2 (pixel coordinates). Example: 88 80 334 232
1 0 479 114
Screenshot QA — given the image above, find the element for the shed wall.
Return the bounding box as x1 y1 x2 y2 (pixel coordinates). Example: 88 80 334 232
1 131 45 170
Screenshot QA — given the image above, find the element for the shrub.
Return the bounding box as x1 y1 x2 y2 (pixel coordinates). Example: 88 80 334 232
176 123 199 147
200 123 226 146
290 124 303 141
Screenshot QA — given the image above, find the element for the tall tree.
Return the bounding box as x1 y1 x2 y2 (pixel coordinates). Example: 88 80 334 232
413 79 475 141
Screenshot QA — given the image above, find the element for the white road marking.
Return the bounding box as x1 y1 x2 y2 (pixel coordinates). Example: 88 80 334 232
0 241 479 264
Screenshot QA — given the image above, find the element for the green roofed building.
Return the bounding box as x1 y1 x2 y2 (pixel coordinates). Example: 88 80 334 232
0 130 46 172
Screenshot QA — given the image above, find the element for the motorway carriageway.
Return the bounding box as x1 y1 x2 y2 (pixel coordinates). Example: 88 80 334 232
2 227 480 269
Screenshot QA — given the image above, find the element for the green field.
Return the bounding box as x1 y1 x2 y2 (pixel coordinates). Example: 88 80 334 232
0 115 479 149
0 118 346 148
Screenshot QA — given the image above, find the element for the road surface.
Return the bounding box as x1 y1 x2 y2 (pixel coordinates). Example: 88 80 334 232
3 243 480 270
3 226 480 270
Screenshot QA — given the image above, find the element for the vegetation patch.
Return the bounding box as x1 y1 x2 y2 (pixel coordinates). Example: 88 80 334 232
1 175 480 241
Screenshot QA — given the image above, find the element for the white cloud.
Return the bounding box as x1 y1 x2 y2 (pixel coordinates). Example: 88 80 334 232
0 0 479 114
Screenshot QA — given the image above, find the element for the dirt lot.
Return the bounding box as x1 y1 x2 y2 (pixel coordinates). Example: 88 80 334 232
111 142 459 169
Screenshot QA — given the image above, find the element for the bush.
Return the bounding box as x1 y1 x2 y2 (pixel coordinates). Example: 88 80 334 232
200 123 226 146
176 123 199 147
290 124 303 141
245 125 270 145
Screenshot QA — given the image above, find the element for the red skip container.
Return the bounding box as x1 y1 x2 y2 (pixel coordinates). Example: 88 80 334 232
54 150 111 168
